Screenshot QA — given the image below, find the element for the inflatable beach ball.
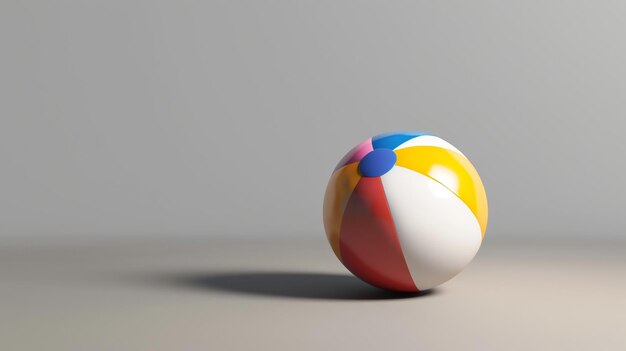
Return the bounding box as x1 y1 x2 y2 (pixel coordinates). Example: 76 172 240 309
323 132 488 292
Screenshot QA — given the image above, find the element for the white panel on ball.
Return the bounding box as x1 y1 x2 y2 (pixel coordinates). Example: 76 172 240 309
394 135 465 156
381 166 482 290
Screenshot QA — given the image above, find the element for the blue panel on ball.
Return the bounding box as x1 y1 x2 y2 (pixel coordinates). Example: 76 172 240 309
371 131 427 150
358 149 397 177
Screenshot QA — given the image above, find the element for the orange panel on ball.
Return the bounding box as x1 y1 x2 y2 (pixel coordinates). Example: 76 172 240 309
322 163 361 260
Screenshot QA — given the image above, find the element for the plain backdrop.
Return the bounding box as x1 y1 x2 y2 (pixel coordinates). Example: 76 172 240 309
2 1 626 241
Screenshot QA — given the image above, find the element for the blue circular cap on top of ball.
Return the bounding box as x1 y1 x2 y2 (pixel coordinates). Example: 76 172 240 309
358 149 397 177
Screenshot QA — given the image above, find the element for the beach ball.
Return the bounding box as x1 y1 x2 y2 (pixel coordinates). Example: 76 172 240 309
323 132 488 292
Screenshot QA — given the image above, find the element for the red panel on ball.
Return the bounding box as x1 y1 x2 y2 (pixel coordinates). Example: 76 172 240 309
339 177 418 292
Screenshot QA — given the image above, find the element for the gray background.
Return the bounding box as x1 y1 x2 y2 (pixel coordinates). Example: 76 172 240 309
2 1 626 241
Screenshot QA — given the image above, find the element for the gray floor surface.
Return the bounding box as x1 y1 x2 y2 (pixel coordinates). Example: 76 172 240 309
1 238 625 350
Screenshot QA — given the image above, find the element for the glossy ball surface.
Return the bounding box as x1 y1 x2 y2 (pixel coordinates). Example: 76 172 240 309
323 132 488 292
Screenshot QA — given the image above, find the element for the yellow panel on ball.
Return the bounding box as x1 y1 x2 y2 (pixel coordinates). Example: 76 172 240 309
394 146 488 237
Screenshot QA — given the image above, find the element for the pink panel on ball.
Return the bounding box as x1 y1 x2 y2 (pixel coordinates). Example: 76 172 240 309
334 138 373 171
339 177 418 292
